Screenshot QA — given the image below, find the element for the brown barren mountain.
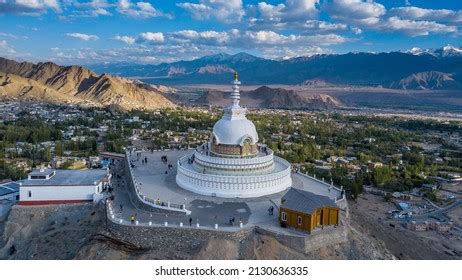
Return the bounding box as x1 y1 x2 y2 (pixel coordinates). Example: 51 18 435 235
0 57 174 110
390 71 461 90
196 86 342 109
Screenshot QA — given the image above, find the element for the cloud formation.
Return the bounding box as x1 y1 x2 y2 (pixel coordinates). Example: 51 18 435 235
113 35 136 45
66 32 99 41
248 0 320 28
137 32 165 43
0 39 16 54
178 0 244 23
381 16 458 36
325 0 386 27
0 0 61 15
117 0 172 18
389 6 462 23
324 0 459 36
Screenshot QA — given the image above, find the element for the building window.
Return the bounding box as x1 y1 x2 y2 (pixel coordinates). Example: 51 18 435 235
298 216 302 226
281 211 287 222
28 190 32 198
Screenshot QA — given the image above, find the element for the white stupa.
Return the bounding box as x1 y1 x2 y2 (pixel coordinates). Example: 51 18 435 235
176 72 292 198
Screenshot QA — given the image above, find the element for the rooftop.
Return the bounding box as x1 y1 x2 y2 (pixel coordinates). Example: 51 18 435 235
29 169 55 176
0 182 20 196
22 169 107 187
281 188 338 214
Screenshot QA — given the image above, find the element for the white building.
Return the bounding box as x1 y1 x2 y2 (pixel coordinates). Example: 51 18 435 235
176 72 292 198
19 168 109 205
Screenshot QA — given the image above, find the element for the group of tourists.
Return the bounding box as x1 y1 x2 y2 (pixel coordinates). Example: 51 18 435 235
187 154 195 164
161 155 173 174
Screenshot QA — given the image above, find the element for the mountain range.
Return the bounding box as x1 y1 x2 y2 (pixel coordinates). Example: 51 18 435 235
0 57 175 110
195 86 342 109
89 45 462 90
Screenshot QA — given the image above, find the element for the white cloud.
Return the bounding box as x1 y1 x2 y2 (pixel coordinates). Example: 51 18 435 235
389 6 462 23
324 1 459 36
243 31 348 46
67 0 112 17
248 0 320 29
18 0 60 11
117 0 172 19
113 35 135 45
177 0 244 23
171 30 233 45
325 0 386 27
380 16 458 36
66 32 99 41
302 20 347 33
351 27 362 34
262 45 331 60
137 32 165 43
0 0 61 14
0 39 16 54
166 29 348 47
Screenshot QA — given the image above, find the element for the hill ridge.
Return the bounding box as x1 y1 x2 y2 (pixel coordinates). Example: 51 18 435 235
0 57 175 110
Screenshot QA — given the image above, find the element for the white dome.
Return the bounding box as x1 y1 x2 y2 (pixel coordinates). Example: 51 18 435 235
212 118 259 145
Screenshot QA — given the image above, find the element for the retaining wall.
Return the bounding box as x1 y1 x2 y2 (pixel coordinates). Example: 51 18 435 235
108 220 254 252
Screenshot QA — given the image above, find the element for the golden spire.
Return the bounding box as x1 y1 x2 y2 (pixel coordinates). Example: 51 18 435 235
233 71 238 81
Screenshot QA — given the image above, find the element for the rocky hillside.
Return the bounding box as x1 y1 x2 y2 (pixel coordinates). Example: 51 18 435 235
390 71 461 90
0 203 393 260
0 57 175 110
196 86 342 109
248 86 341 109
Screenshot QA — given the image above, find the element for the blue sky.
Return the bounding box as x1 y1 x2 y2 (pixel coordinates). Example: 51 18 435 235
0 0 461 64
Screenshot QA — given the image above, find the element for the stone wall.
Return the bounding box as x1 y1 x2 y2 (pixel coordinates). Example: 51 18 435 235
108 217 348 255
255 225 348 254
108 221 253 253
304 225 348 252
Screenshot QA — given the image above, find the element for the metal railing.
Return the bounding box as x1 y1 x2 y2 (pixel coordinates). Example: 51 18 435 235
106 200 244 232
296 171 345 202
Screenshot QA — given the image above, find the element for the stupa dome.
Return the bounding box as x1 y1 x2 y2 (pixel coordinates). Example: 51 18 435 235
212 117 258 145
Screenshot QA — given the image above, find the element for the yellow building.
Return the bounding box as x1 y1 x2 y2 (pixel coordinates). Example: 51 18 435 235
279 188 340 233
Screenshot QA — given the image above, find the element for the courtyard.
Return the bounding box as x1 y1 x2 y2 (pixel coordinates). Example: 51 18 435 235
107 149 345 234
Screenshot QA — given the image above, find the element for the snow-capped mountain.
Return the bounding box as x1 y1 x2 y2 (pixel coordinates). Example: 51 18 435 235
406 44 462 57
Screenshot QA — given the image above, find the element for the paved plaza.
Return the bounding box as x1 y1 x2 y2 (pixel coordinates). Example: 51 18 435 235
108 149 344 233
